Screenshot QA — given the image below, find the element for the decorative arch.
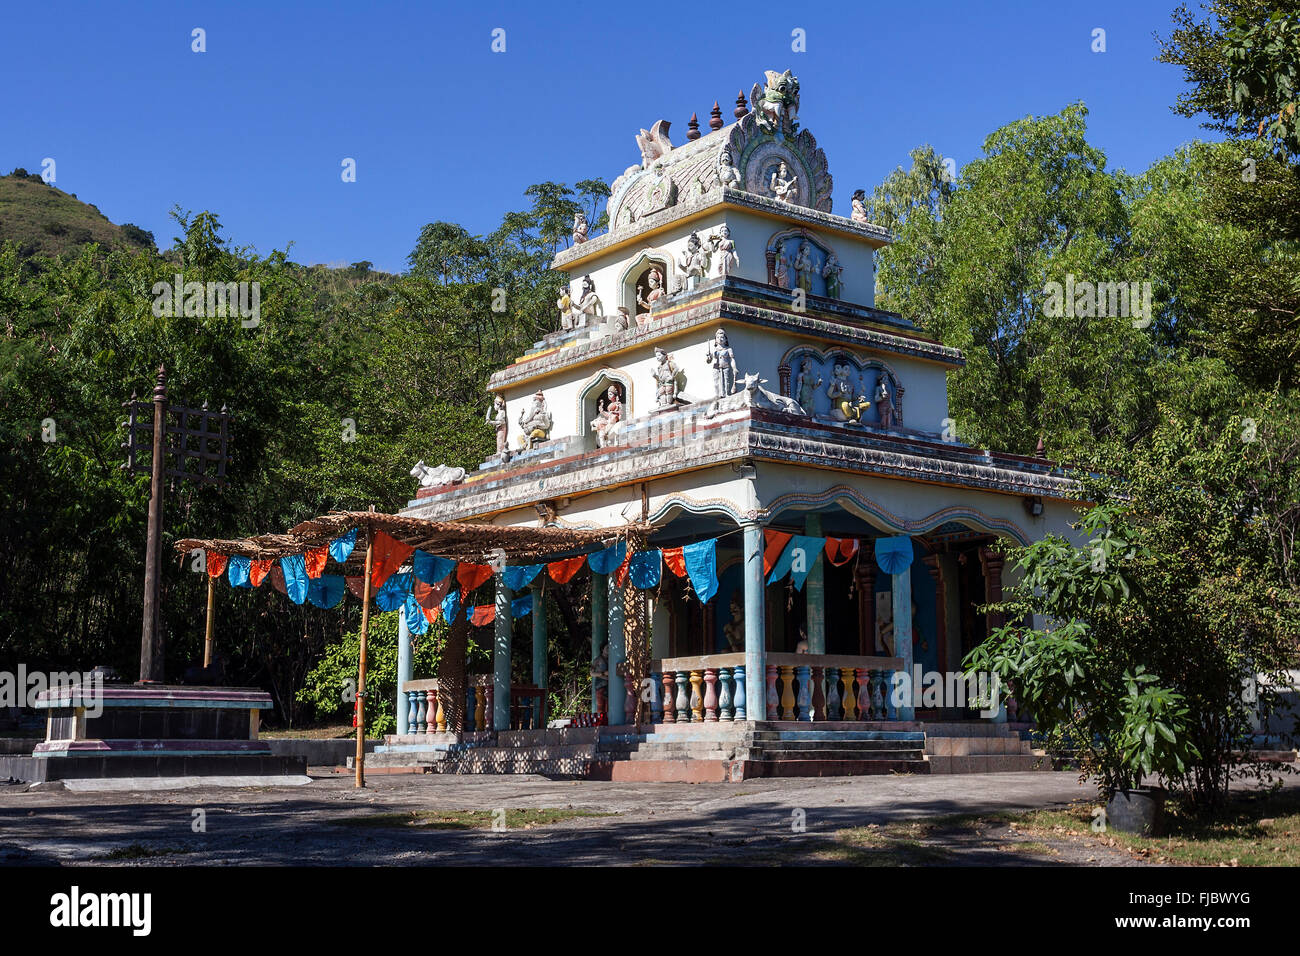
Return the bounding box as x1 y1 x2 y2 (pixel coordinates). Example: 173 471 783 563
761 485 1031 545
575 368 634 450
778 344 905 426
647 494 751 527
618 248 675 323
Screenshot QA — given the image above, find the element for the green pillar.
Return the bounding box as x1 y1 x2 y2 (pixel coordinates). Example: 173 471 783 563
742 521 767 716
531 581 547 726
891 555 914 721
493 573 512 731
591 572 607 713
608 576 625 724
805 513 825 654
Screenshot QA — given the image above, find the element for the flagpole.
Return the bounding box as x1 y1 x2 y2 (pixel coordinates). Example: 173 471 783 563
355 514 375 789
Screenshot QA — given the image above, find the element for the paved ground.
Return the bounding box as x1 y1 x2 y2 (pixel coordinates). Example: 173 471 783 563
0 769 1161 866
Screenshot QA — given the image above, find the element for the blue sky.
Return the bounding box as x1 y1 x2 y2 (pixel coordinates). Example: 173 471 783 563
2 1 1205 273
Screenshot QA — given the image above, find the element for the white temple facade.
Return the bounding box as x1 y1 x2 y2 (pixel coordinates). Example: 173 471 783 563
399 70 1083 765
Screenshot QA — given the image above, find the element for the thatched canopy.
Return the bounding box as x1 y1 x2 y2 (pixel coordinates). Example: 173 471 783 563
174 510 648 571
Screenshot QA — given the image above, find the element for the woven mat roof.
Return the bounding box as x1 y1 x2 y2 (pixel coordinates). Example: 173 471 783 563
174 510 647 570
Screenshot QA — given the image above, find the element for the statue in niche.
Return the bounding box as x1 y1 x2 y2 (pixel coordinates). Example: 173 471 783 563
769 161 799 204
709 225 740 277
484 393 508 456
635 266 666 317
590 384 624 448
851 189 869 224
572 212 589 245
566 274 602 328
826 362 868 422
678 232 711 289
795 357 823 412
652 347 682 408
717 146 742 190
793 240 815 293
517 391 553 450
705 327 738 398
722 593 744 651
874 375 896 429
773 240 791 290
822 252 843 299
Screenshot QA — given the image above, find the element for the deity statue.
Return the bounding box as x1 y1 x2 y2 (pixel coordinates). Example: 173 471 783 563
484 393 508 456
826 362 867 422
769 161 799 204
678 232 711 288
705 327 738 398
572 211 589 244
874 375 895 429
821 251 843 299
556 289 571 328
590 384 623 448
772 240 791 290
653 347 681 408
709 224 740 277
636 267 665 316
722 593 744 652
795 357 823 412
613 306 631 332
851 189 868 224
569 274 602 327
517 390 553 450
717 145 742 190
793 240 815 292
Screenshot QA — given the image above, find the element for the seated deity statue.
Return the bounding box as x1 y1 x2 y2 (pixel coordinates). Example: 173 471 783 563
517 391 553 450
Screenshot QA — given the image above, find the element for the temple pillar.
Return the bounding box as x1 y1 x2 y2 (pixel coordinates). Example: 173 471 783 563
891 551 914 721
591 572 607 713
804 513 825 654
742 521 767 719
939 553 962 673
979 547 1006 638
396 610 412 736
531 581 547 727
856 557 876 654
922 553 946 680
493 573 513 731
608 575 626 724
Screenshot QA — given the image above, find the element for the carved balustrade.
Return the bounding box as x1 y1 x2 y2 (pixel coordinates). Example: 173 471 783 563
401 676 547 733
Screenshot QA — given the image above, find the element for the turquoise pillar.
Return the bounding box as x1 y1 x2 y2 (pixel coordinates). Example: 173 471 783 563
805 513 825 653
396 610 412 735
891 556 914 721
591 572 607 713
608 575 625 724
531 581 547 727
742 521 766 719
493 573 513 731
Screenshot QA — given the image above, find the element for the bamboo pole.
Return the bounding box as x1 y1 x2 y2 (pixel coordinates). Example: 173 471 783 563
355 521 375 789
202 574 216 668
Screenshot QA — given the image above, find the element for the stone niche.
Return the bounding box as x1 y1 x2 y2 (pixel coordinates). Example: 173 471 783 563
622 253 673 324
765 229 844 301
578 371 631 450
782 346 904 428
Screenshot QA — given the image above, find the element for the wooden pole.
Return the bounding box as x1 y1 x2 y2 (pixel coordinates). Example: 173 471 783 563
355 521 374 789
203 574 215 668
139 364 167 683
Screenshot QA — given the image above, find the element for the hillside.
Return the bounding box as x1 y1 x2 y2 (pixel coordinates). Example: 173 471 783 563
0 169 156 258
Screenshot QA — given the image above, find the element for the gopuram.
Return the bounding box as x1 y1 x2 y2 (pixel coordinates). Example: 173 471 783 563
390 69 1083 780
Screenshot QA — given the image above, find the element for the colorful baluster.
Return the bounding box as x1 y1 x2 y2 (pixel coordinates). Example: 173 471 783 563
661 671 677 723
794 665 812 721
433 690 446 733
856 668 871 723
406 690 420 736
811 666 825 721
718 667 734 721
825 668 841 721
840 668 857 720
649 672 663 723
418 689 430 733
733 664 746 720
765 665 779 720
884 670 897 721
703 668 719 721
675 671 690 723
689 670 703 722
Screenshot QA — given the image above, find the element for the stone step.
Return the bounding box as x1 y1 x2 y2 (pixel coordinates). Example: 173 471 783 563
738 758 929 778
925 754 1050 773
748 736 924 751
924 736 1035 757
749 748 926 762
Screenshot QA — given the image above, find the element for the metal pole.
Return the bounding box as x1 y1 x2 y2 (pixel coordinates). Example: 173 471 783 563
139 364 167 683
355 524 374 788
203 574 215 669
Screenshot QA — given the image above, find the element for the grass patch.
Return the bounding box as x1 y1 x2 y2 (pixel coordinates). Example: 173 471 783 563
1015 786 1300 866
332 808 617 830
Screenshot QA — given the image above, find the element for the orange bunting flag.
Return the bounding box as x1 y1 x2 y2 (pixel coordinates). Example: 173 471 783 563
470 604 496 627
662 546 688 578
414 576 453 609
249 559 273 587
370 530 414 591
825 537 860 566
613 552 632 588
548 556 586 584
206 552 229 578
457 563 493 594
304 546 328 579
423 606 439 624
763 531 793 576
